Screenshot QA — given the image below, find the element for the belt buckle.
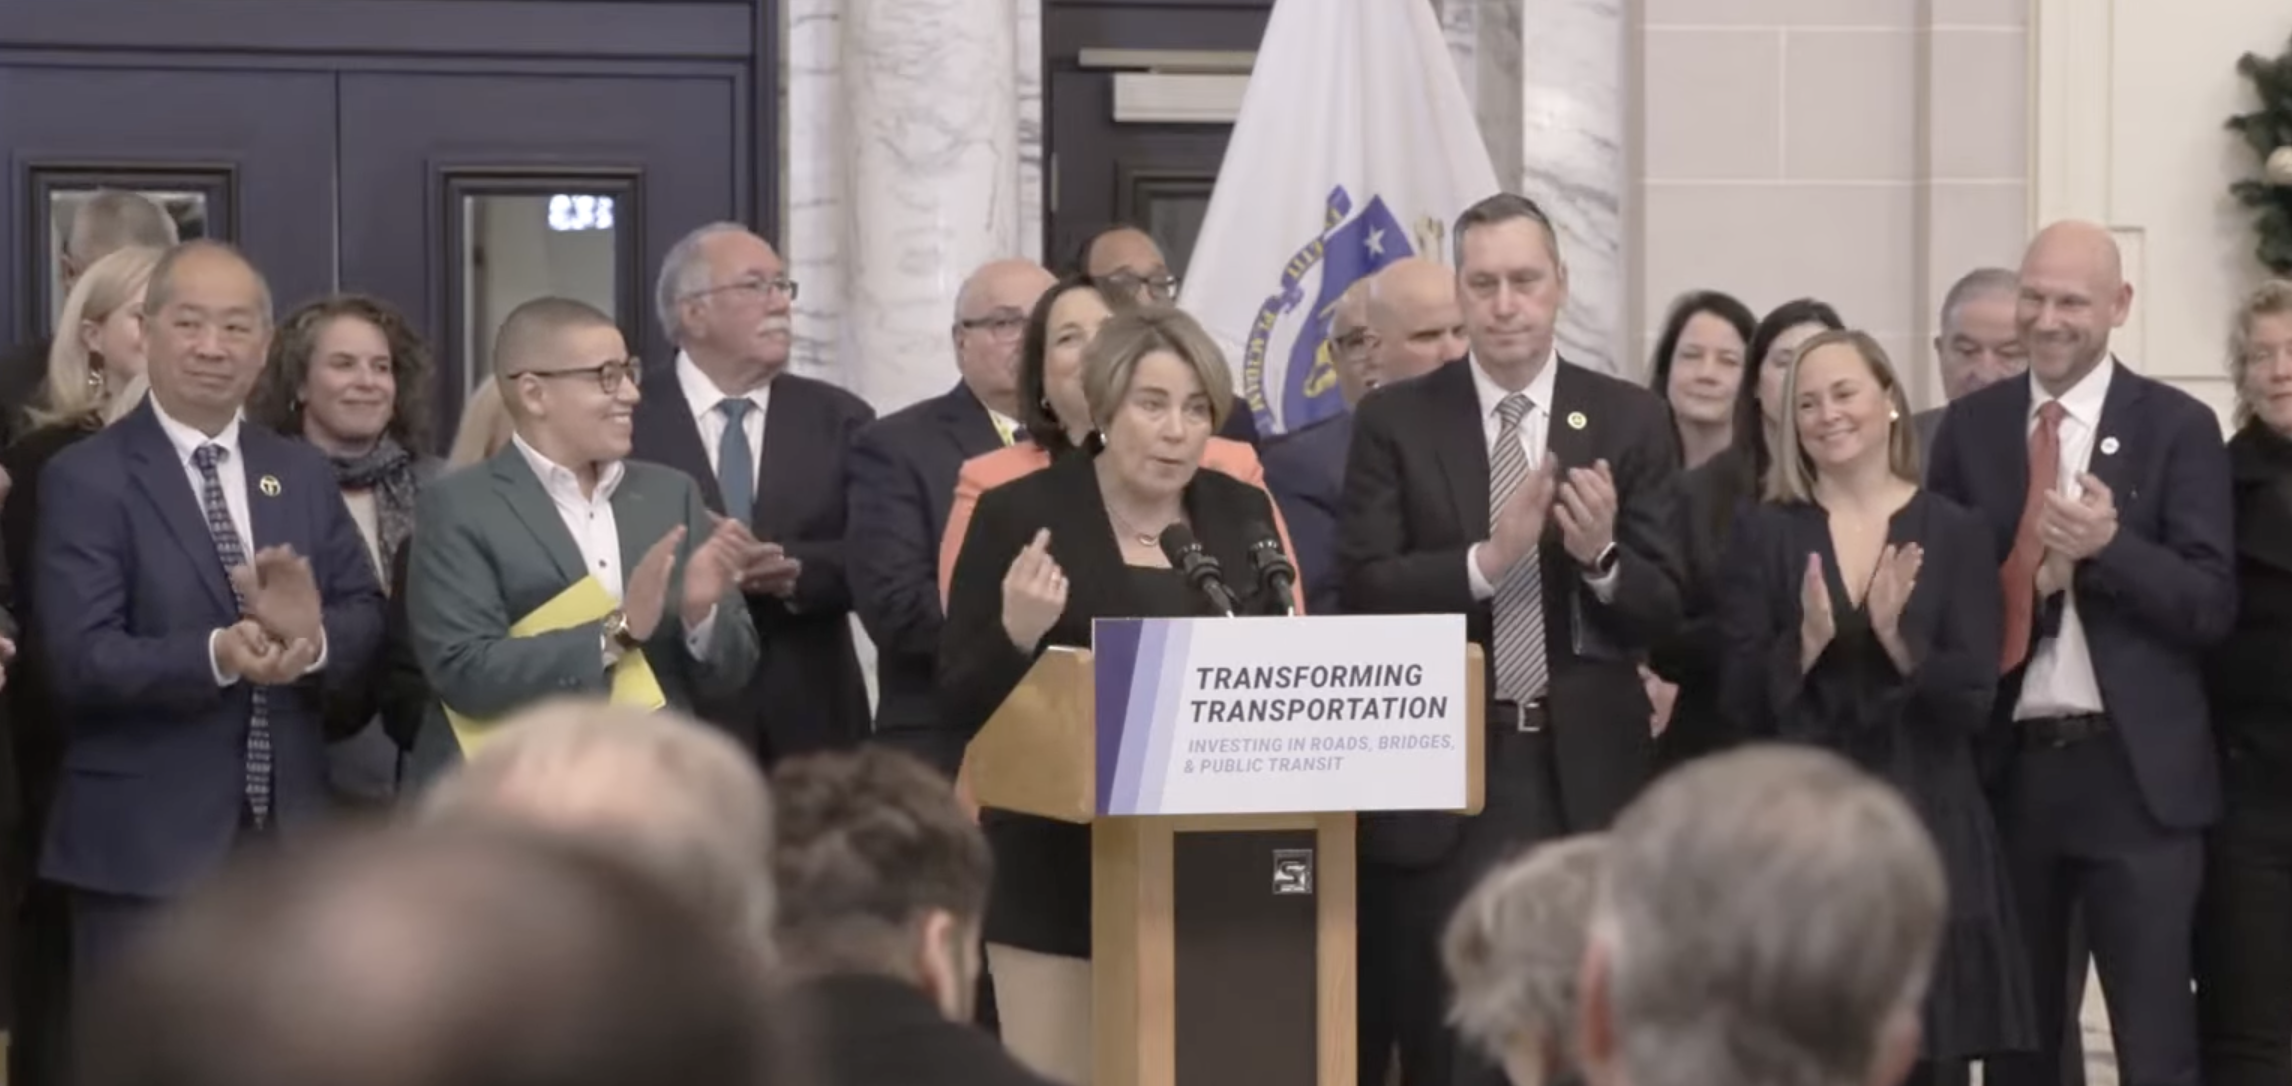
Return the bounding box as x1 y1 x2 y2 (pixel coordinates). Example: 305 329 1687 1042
1514 698 1547 734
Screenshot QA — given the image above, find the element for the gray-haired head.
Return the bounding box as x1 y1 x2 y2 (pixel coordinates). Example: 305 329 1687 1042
66 189 179 271
1444 834 1607 1085
1451 193 1562 270
1583 745 1944 1086
417 700 778 958
1937 267 2018 335
655 221 753 343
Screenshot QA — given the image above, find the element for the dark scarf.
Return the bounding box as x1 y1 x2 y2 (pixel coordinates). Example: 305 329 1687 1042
327 436 419 574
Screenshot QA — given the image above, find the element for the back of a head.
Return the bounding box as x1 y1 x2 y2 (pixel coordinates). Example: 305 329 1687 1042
1594 745 1945 1086
1443 834 1608 1073
770 746 991 980
76 824 779 1086
418 700 777 949
68 190 179 264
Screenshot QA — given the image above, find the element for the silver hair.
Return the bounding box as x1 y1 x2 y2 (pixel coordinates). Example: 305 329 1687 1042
655 222 751 345
66 189 179 263
1593 745 1945 1086
1937 266 2018 334
416 700 778 959
2228 278 2292 426
1444 834 1608 1070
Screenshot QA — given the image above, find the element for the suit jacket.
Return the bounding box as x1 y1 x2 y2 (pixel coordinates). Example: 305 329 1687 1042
1219 394 1261 448
33 402 384 898
937 436 1274 605
1262 412 1352 616
845 383 1007 774
1913 406 1947 479
0 422 98 846
403 446 761 777
793 973 1059 1086
1337 357 1685 866
940 451 1288 955
0 338 52 447
631 372 875 761
1925 364 2234 830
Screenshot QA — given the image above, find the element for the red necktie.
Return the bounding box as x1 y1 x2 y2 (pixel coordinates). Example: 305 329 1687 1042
2001 400 2067 672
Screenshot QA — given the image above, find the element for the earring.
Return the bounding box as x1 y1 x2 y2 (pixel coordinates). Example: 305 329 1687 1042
1888 409 1900 422
84 370 103 391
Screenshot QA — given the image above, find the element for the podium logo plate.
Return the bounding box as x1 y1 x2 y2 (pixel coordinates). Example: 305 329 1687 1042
1272 849 1314 895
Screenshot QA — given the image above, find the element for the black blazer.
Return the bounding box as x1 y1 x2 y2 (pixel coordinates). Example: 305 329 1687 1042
792 973 1058 1086
1261 411 1352 616
938 451 1284 955
631 370 877 761
1926 365 2235 830
845 383 1008 773
1337 357 1685 866
1647 445 1760 766
0 338 52 447
2212 422 2292 802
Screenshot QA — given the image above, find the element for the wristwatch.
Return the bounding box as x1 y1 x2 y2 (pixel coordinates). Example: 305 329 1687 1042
1582 542 1621 577
601 609 643 655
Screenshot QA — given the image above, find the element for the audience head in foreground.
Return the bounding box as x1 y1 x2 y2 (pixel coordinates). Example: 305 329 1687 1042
1579 745 1945 1086
773 746 992 1016
76 824 780 1086
417 700 778 952
1444 834 1608 1086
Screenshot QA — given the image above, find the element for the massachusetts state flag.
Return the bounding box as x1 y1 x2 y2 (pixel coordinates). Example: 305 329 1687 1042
1180 0 1500 436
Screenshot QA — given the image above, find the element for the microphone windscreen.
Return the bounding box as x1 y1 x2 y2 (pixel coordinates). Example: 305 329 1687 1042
1157 522 1204 566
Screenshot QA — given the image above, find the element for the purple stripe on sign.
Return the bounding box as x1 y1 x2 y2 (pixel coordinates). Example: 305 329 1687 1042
1112 620 1177 813
1092 618 1145 814
1135 621 1195 811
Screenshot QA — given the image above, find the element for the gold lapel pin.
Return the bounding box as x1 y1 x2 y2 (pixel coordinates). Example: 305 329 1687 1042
1566 411 1588 431
258 475 282 497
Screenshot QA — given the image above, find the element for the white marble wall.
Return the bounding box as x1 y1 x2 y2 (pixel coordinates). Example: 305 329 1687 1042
1519 0 1627 376
1440 0 1526 194
1016 0 1046 265
784 0 846 385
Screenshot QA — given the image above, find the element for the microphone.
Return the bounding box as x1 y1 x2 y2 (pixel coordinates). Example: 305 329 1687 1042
1157 523 1241 617
1244 522 1298 616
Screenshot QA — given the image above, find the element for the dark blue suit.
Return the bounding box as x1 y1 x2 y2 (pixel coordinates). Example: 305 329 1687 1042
1928 363 2233 1086
845 383 1006 774
32 402 382 969
1260 412 1351 617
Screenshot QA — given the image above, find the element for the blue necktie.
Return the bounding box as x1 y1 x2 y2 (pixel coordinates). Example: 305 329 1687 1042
717 399 755 525
192 444 272 828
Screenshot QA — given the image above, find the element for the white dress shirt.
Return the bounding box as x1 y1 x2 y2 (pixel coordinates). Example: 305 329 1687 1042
676 351 768 493
149 399 328 683
1461 353 1620 603
2014 357 2113 720
511 435 718 661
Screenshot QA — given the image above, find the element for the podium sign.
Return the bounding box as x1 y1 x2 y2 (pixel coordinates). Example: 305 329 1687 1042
1091 614 1470 817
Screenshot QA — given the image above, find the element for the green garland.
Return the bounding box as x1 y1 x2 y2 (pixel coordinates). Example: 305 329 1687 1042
2228 35 2292 275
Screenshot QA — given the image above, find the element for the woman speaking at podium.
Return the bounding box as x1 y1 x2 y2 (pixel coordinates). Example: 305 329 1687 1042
939 306 1297 1084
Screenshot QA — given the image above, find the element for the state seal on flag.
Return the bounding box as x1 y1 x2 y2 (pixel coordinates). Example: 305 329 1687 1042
1239 186 1414 435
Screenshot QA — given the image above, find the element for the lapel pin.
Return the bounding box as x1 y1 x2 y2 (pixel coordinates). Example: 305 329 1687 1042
1566 411 1587 431
2099 436 2120 456
258 475 282 497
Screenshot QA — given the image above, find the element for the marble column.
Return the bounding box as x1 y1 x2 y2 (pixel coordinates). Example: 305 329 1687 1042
834 0 1022 411
784 0 847 383
1439 0 1526 196
1520 0 1626 376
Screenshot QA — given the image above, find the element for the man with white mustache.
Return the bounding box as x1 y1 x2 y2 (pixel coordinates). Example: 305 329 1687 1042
633 223 876 766
403 297 759 782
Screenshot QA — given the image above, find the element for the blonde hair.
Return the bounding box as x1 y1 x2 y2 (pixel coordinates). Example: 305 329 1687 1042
2228 279 2292 427
449 380 515 467
27 246 162 431
1764 329 1919 504
1080 305 1235 432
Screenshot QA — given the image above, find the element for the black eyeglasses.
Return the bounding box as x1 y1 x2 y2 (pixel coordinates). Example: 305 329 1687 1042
958 313 1029 341
1094 270 1181 302
689 275 800 303
509 358 643 394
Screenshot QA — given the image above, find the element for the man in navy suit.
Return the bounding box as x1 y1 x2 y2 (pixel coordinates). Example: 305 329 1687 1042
1264 258 1465 616
846 258 1053 774
1928 221 2234 1086
33 241 384 980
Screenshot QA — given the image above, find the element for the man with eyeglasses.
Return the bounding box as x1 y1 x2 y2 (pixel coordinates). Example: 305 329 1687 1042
1071 224 1261 448
634 223 875 767
1261 278 1373 619
403 296 759 783
846 258 1054 778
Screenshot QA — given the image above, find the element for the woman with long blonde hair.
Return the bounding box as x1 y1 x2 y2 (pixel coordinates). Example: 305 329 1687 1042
21 246 162 434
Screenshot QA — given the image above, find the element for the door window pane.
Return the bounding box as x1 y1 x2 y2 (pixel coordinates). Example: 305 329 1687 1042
462 192 620 393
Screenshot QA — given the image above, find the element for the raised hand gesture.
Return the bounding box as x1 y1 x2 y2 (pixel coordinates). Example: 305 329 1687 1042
1000 529 1068 652
1866 543 1924 638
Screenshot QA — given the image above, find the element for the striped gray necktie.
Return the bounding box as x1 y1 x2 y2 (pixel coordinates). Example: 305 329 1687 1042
1488 393 1549 703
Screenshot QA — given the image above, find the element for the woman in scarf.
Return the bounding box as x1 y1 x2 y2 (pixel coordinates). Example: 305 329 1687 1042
250 293 438 808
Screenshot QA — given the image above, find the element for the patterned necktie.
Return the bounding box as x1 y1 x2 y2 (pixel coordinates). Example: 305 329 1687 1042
716 399 755 525
2001 400 2067 672
1488 394 1549 703
191 444 271 828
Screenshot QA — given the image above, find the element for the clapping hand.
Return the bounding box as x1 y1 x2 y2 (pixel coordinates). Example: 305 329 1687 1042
2039 473 2118 561
217 619 320 686
1799 553 1834 671
711 515 801 599
1640 663 1677 738
1475 458 1559 585
681 517 750 627
1554 460 1619 566
1000 529 1068 652
1865 543 1924 638
622 527 684 642
229 545 323 646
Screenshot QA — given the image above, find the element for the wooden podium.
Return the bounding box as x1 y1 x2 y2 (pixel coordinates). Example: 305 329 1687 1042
966 627 1486 1086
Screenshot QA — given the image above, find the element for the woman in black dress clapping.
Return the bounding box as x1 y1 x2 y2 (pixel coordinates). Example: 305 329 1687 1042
1717 329 2034 1084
